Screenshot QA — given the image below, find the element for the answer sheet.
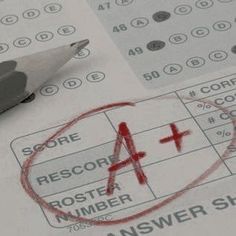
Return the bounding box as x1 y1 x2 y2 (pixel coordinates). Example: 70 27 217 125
0 0 236 235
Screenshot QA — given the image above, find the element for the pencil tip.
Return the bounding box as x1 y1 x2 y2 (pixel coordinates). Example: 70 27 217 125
71 39 89 52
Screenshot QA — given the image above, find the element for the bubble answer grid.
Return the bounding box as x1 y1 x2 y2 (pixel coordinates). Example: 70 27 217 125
87 0 236 89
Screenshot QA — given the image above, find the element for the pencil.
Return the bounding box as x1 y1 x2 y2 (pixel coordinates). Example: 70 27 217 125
0 39 89 114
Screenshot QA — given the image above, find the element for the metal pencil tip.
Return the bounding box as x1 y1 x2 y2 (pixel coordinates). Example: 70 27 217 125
71 39 89 52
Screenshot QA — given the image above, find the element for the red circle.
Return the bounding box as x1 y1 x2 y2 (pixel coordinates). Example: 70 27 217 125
20 98 236 226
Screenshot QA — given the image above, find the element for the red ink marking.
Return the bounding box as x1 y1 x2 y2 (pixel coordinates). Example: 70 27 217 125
20 97 236 226
159 123 191 152
106 122 147 195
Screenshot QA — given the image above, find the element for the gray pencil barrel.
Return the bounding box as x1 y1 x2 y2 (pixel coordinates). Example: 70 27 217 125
0 39 89 114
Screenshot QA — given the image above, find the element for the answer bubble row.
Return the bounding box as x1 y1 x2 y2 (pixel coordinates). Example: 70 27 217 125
124 2 235 32
0 25 76 52
168 20 232 44
174 0 233 16
113 0 233 10
169 20 232 44
129 16 232 41
39 72 106 96
141 48 233 86
0 3 62 26
145 50 229 78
